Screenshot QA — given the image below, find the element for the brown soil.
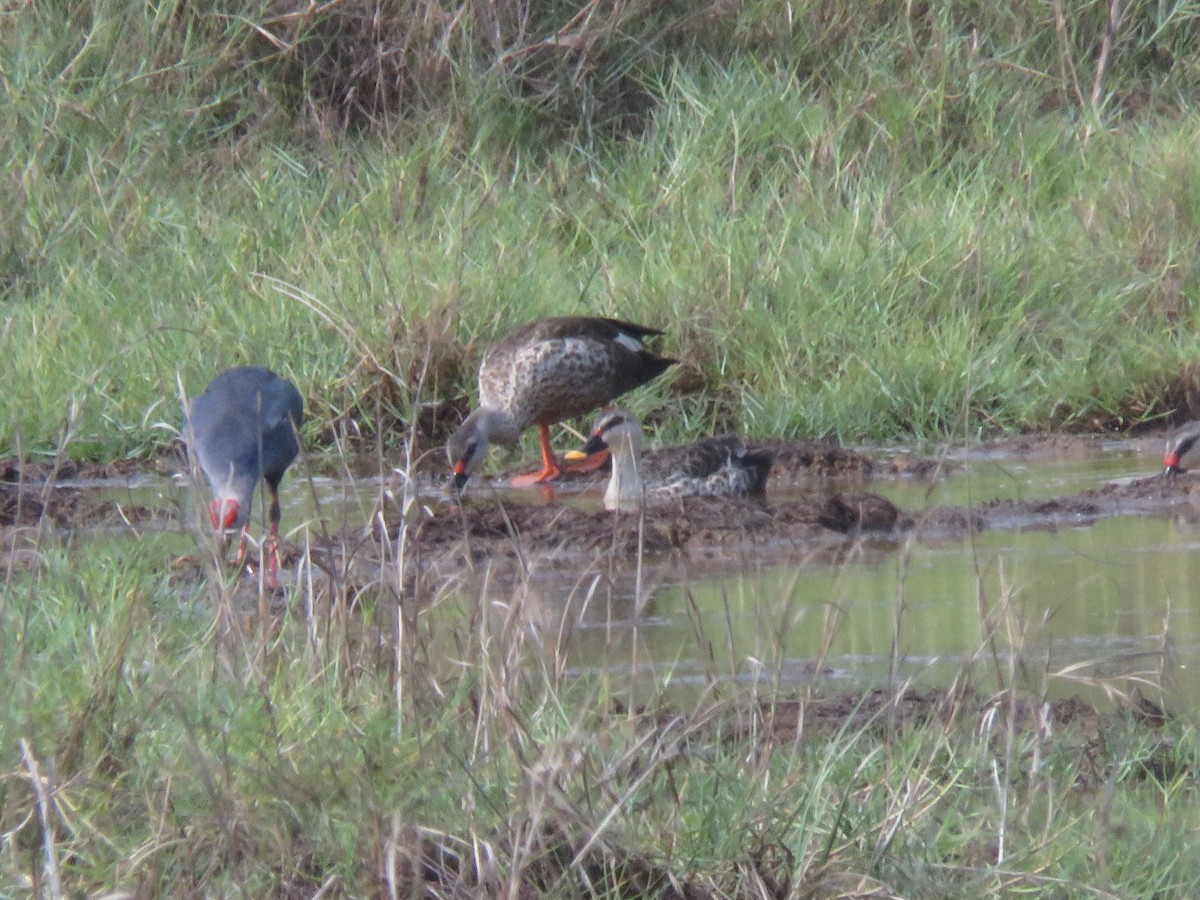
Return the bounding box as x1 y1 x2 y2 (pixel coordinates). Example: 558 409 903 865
0 481 163 530
0 433 1184 573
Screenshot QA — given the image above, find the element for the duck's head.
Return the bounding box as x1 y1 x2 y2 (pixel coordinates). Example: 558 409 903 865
446 410 493 490
568 407 645 463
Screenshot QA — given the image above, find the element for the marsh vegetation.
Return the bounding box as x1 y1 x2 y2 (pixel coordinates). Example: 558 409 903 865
5 1 1200 895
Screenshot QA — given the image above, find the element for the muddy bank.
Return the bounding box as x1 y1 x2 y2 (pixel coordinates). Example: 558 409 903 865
0 480 163 531
385 468 1191 572
911 468 1200 535
0 455 170 529
389 491 900 569
1 435 1188 575
363 439 913 578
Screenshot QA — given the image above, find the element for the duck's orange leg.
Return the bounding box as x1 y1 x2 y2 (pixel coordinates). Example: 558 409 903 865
510 424 563 487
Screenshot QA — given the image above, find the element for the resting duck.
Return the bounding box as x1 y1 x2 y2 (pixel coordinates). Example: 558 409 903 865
566 408 773 512
1163 421 1200 474
447 316 675 489
184 366 303 588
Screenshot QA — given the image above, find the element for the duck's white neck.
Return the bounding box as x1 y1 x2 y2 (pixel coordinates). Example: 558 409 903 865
603 427 646 512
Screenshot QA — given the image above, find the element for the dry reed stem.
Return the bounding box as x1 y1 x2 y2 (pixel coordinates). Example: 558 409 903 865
1090 0 1127 109
19 739 63 900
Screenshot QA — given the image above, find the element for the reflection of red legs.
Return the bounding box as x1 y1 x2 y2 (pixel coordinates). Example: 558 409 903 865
510 424 563 487
232 527 250 570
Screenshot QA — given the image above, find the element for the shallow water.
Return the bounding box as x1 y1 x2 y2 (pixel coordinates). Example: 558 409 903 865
466 437 1199 708
553 516 1198 704
22 434 1198 710
877 442 1150 508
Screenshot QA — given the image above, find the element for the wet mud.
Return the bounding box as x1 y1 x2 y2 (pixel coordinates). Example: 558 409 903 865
0 434 1189 577
383 438 1186 574
911 467 1200 535
0 479 162 531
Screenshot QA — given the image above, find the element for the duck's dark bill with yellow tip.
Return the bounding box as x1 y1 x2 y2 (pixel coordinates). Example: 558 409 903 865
561 444 610 472
571 433 610 459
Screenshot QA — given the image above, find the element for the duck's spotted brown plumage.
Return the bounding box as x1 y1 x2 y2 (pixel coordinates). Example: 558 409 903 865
447 317 675 488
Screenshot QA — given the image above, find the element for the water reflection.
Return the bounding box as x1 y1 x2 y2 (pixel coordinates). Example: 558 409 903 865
549 515 1196 708
875 441 1153 508
26 435 1200 711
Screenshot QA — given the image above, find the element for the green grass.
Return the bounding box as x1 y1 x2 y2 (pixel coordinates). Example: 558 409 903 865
8 5 1200 894
3 529 1199 896
5 2 1200 464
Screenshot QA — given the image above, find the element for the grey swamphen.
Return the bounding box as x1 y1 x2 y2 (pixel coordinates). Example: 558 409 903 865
184 366 303 586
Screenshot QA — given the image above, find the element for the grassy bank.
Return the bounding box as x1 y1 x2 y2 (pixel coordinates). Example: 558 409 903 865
3 2 1200 464
2 529 1198 896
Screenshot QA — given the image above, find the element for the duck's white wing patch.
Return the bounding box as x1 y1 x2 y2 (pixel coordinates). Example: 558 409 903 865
614 332 646 353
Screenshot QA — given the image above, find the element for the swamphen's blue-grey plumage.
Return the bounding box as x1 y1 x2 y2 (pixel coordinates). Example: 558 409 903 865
184 366 303 585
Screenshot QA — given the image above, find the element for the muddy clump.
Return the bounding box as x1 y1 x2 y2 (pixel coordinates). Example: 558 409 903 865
0 483 159 530
0 457 167 530
375 464 1200 575
382 489 903 571
0 456 168 484
747 438 943 482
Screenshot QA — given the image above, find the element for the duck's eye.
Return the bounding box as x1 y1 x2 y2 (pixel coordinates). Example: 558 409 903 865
601 415 626 434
